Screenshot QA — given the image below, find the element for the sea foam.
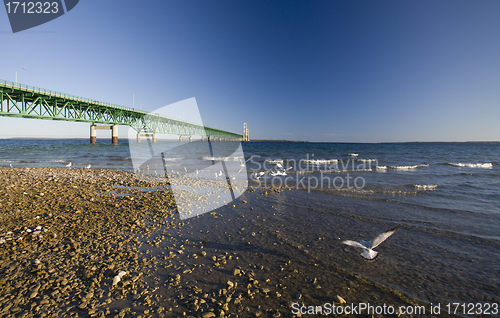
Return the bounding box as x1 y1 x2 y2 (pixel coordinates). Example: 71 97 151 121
448 163 493 169
301 159 338 164
265 159 284 164
414 184 438 190
388 164 429 170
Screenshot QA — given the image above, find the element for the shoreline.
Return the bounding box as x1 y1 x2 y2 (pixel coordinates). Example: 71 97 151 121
2 138 499 144
0 168 458 317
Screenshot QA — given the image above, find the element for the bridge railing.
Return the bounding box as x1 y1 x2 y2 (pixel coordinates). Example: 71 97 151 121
0 79 138 112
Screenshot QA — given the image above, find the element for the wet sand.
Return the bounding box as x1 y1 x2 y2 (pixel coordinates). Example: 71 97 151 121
0 168 457 317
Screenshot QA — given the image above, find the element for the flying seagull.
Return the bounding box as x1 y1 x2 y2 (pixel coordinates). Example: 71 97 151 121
342 225 401 260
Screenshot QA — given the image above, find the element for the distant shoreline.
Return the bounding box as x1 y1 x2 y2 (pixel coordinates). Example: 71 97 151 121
0 137 499 144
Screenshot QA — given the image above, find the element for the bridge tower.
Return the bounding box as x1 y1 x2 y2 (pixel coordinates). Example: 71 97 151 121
243 123 250 141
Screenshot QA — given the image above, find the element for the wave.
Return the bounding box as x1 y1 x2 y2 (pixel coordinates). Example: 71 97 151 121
296 168 372 174
202 156 244 161
347 153 358 157
448 163 493 169
301 159 338 164
265 159 284 164
388 164 429 170
162 157 184 162
357 159 377 162
414 184 438 190
375 166 387 170
0 159 66 163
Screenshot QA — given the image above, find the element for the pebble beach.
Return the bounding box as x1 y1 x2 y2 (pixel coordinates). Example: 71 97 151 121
0 167 459 318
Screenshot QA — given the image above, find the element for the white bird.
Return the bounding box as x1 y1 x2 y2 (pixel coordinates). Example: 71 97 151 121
276 163 283 169
270 170 287 176
342 225 400 260
85 164 91 169
65 162 72 168
219 170 223 177
253 172 265 180
9 164 13 168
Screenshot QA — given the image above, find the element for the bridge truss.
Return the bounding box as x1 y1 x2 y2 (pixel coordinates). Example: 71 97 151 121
0 80 242 140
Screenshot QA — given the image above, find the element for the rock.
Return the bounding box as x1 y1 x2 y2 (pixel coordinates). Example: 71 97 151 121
112 276 121 286
117 270 127 279
202 312 216 318
336 295 346 304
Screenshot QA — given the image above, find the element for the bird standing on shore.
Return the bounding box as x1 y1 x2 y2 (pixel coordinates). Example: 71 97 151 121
85 164 91 169
65 162 72 168
342 225 401 260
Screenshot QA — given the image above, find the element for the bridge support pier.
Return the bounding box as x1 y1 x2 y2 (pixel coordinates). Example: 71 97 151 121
112 125 118 144
90 125 118 144
90 125 96 144
136 133 156 143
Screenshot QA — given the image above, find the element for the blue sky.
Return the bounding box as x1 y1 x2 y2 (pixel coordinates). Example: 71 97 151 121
1 0 499 142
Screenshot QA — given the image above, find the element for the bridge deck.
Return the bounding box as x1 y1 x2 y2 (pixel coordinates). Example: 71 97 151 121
0 80 242 139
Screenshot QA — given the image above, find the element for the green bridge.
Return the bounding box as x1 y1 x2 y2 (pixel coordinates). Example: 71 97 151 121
0 80 248 143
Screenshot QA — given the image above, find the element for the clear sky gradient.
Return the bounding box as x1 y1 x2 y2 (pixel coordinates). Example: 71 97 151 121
1 0 499 142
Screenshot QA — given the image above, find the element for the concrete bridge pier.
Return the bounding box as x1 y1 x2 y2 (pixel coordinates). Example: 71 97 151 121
90 125 118 144
112 125 118 144
90 125 96 144
136 133 156 143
